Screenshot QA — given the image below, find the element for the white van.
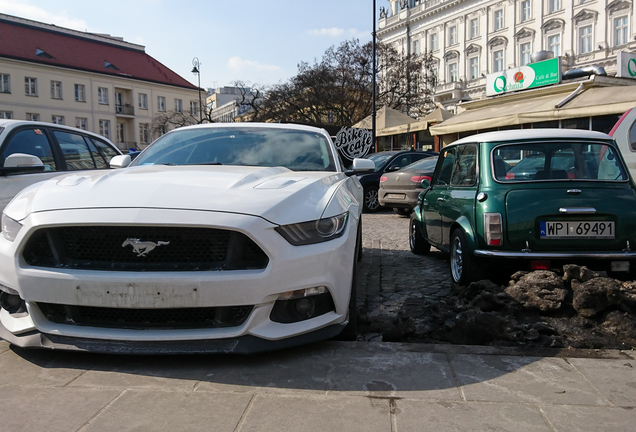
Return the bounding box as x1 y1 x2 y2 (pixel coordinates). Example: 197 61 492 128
609 108 636 178
0 120 121 212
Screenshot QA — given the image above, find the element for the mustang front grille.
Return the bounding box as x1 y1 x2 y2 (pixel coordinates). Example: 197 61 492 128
23 226 269 271
36 302 253 330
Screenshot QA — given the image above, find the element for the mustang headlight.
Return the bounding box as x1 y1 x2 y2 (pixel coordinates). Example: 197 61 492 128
276 212 349 246
1 213 22 242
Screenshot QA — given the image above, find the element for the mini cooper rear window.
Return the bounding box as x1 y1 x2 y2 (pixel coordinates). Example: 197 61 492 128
493 142 628 182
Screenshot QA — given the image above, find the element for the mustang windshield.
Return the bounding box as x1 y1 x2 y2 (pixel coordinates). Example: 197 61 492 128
492 142 629 182
132 127 337 172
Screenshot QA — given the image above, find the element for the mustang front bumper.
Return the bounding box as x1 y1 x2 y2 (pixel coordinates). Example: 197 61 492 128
0 207 358 353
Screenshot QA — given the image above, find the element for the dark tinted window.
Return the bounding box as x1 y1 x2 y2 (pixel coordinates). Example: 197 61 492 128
450 144 477 187
1 128 56 170
435 148 455 185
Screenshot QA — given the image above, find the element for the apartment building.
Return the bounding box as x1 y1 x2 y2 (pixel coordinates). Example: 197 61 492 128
0 14 201 150
378 0 636 113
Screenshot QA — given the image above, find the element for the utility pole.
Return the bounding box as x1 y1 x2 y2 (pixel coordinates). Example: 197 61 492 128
372 0 377 152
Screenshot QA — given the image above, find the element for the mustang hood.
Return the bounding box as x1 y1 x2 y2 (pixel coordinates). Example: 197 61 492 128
8 165 349 224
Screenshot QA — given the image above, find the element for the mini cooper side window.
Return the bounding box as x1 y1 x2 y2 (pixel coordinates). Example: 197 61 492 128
450 144 477 187
0 128 57 171
435 148 455 185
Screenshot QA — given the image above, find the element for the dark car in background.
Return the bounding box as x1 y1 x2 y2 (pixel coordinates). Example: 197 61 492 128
357 150 438 212
378 156 438 216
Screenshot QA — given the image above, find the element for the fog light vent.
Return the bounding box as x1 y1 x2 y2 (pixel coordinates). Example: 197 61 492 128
0 292 26 314
270 288 335 324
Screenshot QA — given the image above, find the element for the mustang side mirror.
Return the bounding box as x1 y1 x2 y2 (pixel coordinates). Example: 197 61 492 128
346 158 375 176
110 154 132 169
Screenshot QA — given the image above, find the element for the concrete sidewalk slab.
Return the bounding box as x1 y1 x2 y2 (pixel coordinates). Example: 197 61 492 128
0 341 634 431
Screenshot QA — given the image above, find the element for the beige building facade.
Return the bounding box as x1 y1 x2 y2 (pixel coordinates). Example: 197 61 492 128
0 14 200 150
378 0 636 113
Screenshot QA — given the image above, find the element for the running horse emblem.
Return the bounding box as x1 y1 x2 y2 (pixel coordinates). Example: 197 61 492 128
122 238 170 257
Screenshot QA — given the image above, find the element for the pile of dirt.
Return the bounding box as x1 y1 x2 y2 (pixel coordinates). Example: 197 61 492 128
363 265 636 350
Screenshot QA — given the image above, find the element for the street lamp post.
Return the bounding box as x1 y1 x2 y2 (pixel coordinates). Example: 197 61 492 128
372 0 377 152
191 57 203 123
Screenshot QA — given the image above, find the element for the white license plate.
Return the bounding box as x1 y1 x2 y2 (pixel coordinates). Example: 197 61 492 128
540 221 615 239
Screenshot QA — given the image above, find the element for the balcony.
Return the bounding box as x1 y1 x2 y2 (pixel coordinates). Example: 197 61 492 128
433 80 465 102
115 105 135 116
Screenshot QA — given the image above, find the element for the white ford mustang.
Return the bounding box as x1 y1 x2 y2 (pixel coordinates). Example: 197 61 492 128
0 123 374 353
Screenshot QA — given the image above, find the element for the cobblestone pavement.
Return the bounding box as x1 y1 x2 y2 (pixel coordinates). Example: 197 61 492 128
356 210 452 340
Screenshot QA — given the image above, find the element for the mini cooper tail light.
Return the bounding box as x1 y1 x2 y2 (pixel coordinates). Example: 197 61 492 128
411 175 432 184
484 213 503 246
531 260 551 270
380 176 388 183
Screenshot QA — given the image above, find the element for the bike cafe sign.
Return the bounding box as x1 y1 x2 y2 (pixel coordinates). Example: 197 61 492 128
486 58 561 97
617 51 636 79
334 127 373 160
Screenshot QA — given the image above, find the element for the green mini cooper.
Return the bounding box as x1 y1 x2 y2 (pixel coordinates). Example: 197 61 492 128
409 129 636 285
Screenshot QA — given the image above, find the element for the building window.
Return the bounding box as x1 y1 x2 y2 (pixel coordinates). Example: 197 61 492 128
74 84 86 102
521 1 531 22
449 26 458 45
579 25 593 54
76 117 87 130
448 62 458 82
116 123 125 143
615 16 629 46
548 0 561 13
548 34 561 56
493 49 504 72
157 96 166 111
25 77 37 96
520 42 532 65
470 18 479 39
98 87 109 104
52 115 64 125
494 9 504 31
469 56 479 80
412 40 420 55
190 101 199 116
430 33 438 51
139 93 148 109
50 81 62 99
0 74 10 93
26 113 39 121
99 120 110 138
175 99 183 113
0 111 13 119
139 123 150 144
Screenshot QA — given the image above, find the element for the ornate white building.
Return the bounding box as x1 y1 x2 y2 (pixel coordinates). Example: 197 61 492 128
378 0 636 113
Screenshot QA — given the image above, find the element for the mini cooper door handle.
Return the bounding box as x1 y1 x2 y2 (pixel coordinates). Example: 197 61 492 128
437 198 445 202
559 207 596 214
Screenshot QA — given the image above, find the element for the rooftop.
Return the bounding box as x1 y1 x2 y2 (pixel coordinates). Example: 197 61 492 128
0 13 198 90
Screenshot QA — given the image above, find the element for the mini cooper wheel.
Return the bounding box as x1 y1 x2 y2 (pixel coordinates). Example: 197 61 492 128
450 229 476 285
409 213 431 255
363 187 381 213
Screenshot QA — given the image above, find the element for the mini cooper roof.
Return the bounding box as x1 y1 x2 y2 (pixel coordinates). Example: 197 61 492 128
450 129 614 147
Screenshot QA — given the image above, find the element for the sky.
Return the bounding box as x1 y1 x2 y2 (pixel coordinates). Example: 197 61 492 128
2 0 380 90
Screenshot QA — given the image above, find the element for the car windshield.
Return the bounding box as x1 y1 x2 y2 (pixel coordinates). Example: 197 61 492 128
364 153 395 171
131 127 337 172
401 156 438 171
492 142 628 181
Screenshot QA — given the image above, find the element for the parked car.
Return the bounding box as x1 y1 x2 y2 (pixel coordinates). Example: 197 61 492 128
0 120 121 212
378 156 438 215
357 149 438 212
0 123 375 354
409 129 636 285
609 107 636 179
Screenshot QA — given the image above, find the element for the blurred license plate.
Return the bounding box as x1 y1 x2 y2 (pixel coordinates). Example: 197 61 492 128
386 193 405 200
540 221 615 239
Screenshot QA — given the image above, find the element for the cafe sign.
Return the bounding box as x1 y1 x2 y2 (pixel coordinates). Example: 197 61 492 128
617 52 636 79
486 58 561 97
